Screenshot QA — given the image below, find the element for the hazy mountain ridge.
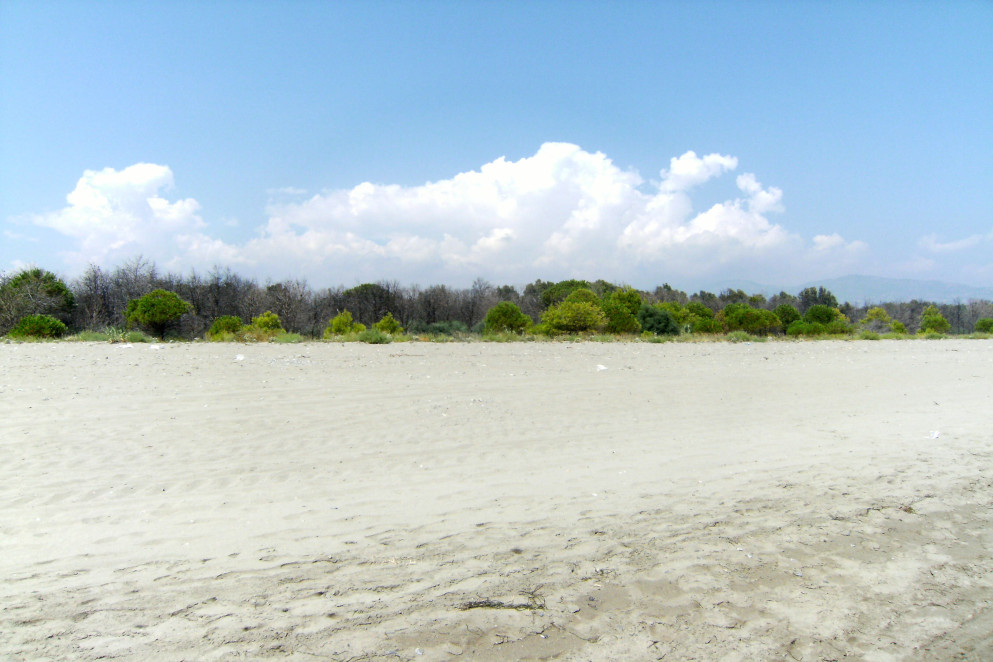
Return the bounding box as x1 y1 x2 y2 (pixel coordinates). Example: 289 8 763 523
797 276 993 305
694 275 993 305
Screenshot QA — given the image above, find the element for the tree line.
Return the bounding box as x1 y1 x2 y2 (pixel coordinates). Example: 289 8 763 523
2 257 992 339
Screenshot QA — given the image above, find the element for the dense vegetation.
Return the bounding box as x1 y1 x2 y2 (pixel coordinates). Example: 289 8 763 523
2 257 992 342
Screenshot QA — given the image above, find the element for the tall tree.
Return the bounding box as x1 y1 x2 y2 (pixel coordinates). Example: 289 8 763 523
798 286 838 313
0 267 75 334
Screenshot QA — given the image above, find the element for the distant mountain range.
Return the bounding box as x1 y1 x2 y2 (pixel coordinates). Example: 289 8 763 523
799 275 993 304
695 275 993 304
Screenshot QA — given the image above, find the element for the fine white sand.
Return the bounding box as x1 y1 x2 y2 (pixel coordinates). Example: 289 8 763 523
2 339 991 661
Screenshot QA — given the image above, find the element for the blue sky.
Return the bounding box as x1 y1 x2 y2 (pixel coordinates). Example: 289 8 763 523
2 0 991 290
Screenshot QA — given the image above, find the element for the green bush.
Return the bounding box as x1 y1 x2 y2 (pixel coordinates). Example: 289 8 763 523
637 304 680 336
325 310 366 337
859 307 892 333
358 328 392 344
252 311 283 332
5 268 75 309
975 318 993 333
919 305 951 334
890 320 907 334
484 301 532 333
859 330 881 340
540 279 593 307
656 302 690 326
803 304 842 325
0 268 75 334
207 315 243 339
608 288 642 314
691 317 722 334
601 289 642 334
9 314 68 339
787 320 825 336
773 304 800 328
685 301 715 319
787 319 850 337
125 289 192 338
718 303 781 335
374 312 403 334
540 301 607 334
826 320 851 334
563 288 600 305
530 323 553 336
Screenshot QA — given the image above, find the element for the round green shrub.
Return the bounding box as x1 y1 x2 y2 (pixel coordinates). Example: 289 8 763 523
919 306 950 334
9 314 68 338
787 320 825 336
637 304 680 336
207 315 243 338
563 288 600 305
600 288 643 334
1 269 75 330
326 310 359 337
803 304 841 325
540 279 593 307
975 318 993 333
126 289 192 338
484 301 532 333
773 304 800 328
718 304 781 335
860 307 892 332
825 319 851 334
540 301 607 334
358 328 392 344
374 312 403 334
606 288 642 315
251 311 283 331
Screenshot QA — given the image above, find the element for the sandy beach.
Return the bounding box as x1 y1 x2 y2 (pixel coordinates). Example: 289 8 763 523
1 339 991 661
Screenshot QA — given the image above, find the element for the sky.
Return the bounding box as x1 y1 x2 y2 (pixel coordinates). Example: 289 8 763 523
2 0 991 291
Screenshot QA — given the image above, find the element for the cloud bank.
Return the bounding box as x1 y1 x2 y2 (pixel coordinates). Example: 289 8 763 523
22 143 870 286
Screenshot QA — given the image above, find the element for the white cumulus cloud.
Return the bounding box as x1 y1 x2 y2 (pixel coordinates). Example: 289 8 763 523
659 151 738 192
918 231 991 253
21 144 871 286
244 143 797 282
27 163 211 270
811 233 868 253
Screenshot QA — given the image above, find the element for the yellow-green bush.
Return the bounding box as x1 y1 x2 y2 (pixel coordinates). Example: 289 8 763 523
251 311 283 332
374 312 403 334
483 301 532 333
539 301 607 335
324 310 365 338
